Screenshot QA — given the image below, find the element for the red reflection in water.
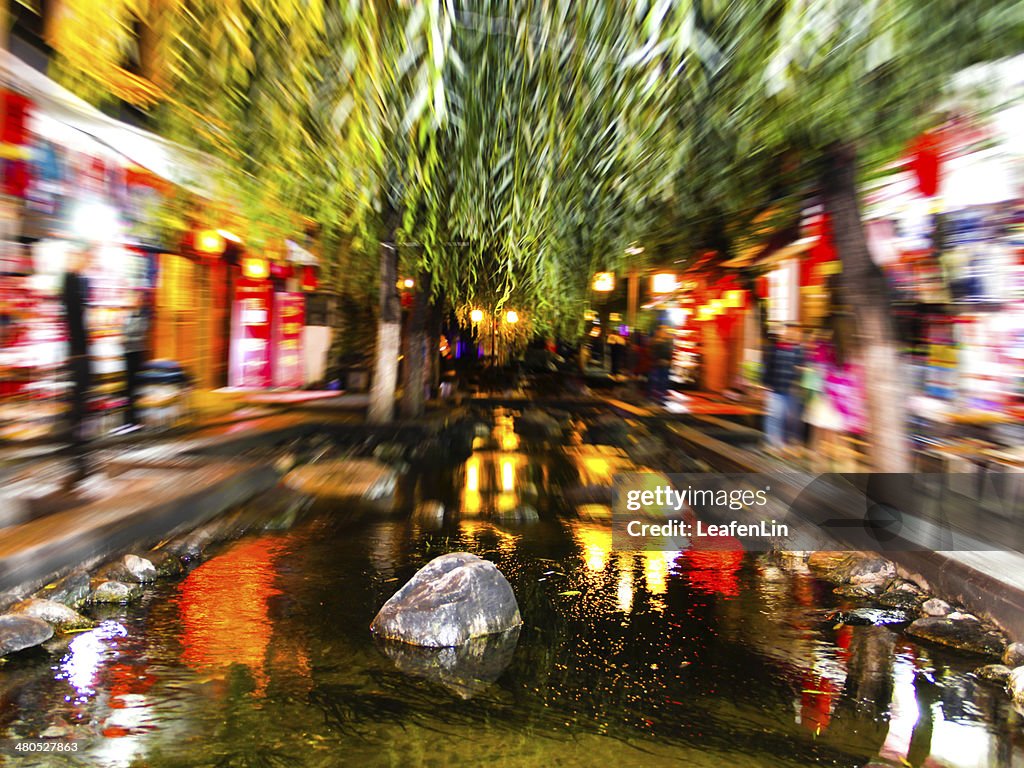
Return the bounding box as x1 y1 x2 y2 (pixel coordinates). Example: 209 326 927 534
177 537 286 696
800 671 838 733
683 538 743 597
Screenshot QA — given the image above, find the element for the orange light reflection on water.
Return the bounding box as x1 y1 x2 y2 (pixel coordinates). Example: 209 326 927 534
176 536 287 696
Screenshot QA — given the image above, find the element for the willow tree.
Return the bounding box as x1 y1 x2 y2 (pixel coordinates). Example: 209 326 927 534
662 0 1021 471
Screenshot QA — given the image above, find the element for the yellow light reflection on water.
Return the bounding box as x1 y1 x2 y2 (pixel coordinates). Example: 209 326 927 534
463 455 483 515
573 522 612 572
501 457 516 492
617 567 634 614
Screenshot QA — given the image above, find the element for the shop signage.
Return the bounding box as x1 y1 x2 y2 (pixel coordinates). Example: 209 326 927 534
230 278 272 387
272 292 305 388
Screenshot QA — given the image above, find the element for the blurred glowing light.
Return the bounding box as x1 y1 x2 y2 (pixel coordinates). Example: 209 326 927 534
593 272 615 292
709 299 724 315
668 307 687 325
470 308 484 323
242 256 269 280
724 290 745 309
218 229 242 243
501 458 515 492
72 202 119 243
60 621 128 696
651 273 678 294
625 245 645 255
196 229 225 255
574 524 611 572
617 567 634 614
505 310 519 324
403 278 415 289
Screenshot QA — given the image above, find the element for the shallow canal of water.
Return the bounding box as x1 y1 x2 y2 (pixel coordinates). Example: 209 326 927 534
1 409 1022 767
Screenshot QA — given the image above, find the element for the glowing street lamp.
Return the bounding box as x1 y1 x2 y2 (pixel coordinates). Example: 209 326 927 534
651 273 678 294
505 310 519 324
592 272 615 292
470 309 484 324
196 229 226 255
403 278 415 288
724 289 745 309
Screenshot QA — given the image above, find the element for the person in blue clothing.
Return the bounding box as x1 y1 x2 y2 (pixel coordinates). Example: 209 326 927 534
762 324 805 455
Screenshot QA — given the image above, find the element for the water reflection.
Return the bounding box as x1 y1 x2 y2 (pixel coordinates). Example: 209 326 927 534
2 413 1024 766
376 627 521 700
59 621 128 696
175 536 287 696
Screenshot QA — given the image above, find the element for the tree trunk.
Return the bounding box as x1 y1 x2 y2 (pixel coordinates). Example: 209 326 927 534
368 208 401 424
428 288 444 395
821 142 911 472
400 271 431 419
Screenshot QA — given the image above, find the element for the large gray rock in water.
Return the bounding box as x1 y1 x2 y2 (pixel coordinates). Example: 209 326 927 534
8 599 92 631
377 626 521 699
371 552 521 647
36 571 91 609
0 614 53 657
907 616 1007 657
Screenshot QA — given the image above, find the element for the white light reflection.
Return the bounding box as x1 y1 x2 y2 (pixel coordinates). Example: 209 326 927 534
877 654 920 762
60 621 128 696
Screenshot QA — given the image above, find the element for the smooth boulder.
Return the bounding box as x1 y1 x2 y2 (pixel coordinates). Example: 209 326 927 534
1009 667 1024 710
9 599 91 631
807 551 897 586
37 571 91 609
973 664 1013 684
907 616 1006 657
371 552 521 647
0 614 54 657
920 598 952 617
1002 642 1024 668
89 581 143 605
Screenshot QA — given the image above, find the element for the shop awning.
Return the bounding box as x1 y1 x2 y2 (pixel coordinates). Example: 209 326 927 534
2 50 215 198
285 239 319 266
721 236 815 269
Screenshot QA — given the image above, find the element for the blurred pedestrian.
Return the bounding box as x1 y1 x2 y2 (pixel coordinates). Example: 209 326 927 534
61 246 93 481
762 324 804 456
607 331 626 375
121 291 149 431
803 331 844 470
649 326 673 403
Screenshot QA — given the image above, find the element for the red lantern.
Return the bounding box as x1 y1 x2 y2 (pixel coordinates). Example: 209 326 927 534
301 265 318 292
910 131 941 198
756 275 769 299
1 90 31 145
